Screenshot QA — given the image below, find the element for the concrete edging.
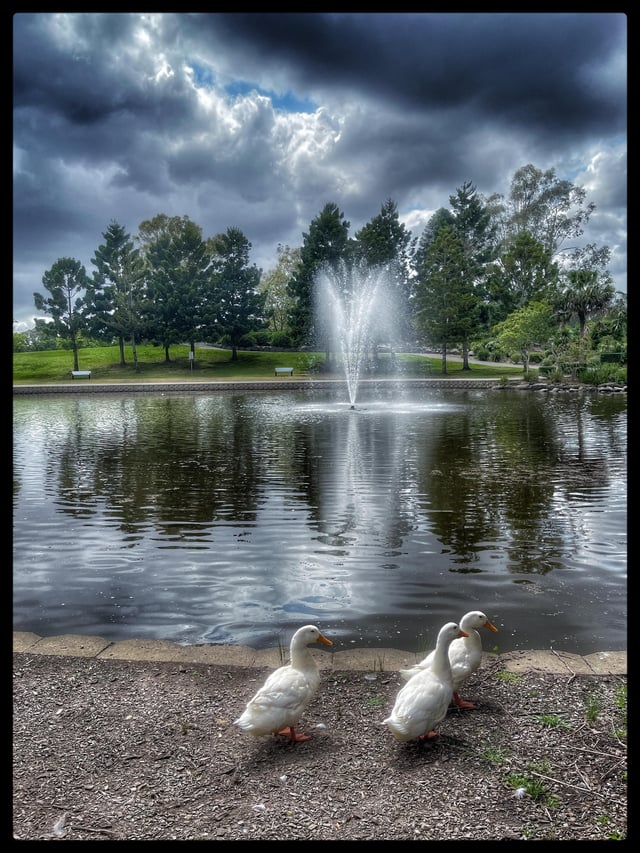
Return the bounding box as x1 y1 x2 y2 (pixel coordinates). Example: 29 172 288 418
13 632 626 676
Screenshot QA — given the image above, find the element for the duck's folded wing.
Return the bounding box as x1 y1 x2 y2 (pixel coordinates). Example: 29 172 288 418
248 666 315 713
398 649 434 681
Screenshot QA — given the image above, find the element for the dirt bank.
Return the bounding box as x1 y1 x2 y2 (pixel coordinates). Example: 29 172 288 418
13 649 627 841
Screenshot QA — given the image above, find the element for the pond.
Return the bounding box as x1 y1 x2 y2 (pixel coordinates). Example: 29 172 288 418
13 384 627 655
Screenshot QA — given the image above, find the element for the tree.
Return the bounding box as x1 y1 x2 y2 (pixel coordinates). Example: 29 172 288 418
414 185 497 369
288 202 350 351
553 244 616 361
492 301 555 374
137 214 209 361
486 231 558 316
479 164 602 344
414 225 468 374
33 257 89 371
503 163 595 255
259 244 301 337
13 332 28 353
447 182 498 368
352 198 417 344
209 226 265 361
20 318 60 351
414 207 455 270
86 220 146 367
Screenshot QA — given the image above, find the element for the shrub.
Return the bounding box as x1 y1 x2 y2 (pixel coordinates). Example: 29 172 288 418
300 353 325 374
270 331 293 348
580 364 627 386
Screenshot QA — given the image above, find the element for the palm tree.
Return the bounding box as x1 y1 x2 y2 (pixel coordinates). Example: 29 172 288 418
556 270 615 361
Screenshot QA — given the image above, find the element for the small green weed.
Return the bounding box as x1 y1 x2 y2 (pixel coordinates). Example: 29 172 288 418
615 683 627 711
613 682 627 738
585 692 602 725
366 695 385 707
597 815 625 840
496 670 522 684
506 772 549 802
480 745 509 765
538 713 569 729
506 760 558 807
529 758 552 774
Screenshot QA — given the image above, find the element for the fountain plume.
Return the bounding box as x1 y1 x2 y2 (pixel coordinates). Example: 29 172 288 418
315 261 398 407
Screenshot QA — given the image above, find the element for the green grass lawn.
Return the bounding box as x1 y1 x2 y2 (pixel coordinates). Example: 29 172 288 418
13 344 525 384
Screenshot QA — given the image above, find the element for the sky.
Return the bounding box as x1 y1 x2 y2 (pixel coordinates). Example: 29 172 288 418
13 12 627 331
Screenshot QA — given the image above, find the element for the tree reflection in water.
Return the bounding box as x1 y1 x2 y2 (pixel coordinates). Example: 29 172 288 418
13 387 627 656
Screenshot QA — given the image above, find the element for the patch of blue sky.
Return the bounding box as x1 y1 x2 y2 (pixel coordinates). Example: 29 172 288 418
189 62 215 88
225 80 316 113
189 63 316 113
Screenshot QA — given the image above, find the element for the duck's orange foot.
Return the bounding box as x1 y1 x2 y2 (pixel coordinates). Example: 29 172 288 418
418 730 439 741
453 693 477 709
276 726 311 742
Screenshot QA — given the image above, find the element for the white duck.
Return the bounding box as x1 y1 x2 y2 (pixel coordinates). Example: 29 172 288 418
382 621 468 742
398 610 498 709
234 624 333 742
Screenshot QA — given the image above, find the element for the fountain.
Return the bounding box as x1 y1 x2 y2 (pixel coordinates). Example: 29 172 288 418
314 261 398 407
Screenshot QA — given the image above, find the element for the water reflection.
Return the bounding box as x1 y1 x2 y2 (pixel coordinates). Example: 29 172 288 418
13 387 627 654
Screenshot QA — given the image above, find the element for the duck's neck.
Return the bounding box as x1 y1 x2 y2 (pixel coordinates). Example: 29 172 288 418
432 639 453 677
290 646 316 671
464 629 481 647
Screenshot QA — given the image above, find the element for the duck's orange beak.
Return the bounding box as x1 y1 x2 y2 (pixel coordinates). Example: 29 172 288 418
458 629 469 638
484 620 499 633
317 633 333 646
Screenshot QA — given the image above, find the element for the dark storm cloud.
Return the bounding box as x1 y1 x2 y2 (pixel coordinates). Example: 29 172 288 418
190 12 625 134
12 12 626 328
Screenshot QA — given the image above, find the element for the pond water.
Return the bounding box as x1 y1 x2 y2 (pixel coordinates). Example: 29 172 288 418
13 385 627 655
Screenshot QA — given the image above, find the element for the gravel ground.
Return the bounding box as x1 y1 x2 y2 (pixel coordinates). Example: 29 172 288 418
13 651 627 841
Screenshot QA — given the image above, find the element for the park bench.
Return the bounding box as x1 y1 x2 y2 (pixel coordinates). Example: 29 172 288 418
274 367 294 376
71 370 92 379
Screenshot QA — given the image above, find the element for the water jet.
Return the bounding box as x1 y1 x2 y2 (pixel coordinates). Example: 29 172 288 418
314 260 398 408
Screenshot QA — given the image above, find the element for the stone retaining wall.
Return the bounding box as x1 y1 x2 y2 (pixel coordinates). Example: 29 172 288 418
13 378 509 395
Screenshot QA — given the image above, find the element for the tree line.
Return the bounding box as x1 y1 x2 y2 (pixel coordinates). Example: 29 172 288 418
16 163 627 376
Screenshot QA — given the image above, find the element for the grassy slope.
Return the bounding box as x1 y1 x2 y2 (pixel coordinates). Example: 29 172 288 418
13 344 524 384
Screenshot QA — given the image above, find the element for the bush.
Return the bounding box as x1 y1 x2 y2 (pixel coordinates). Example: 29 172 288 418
270 331 293 348
300 353 325 374
580 364 627 385
238 330 271 347
251 330 272 346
